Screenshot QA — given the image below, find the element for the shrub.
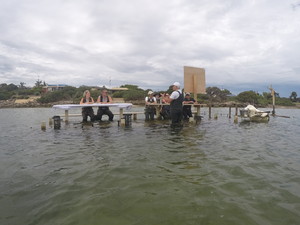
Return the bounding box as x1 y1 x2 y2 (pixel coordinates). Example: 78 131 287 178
123 90 145 101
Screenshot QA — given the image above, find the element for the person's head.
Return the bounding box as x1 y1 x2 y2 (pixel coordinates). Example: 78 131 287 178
148 91 154 97
83 90 90 98
154 93 160 98
185 92 191 99
172 82 180 91
101 88 108 96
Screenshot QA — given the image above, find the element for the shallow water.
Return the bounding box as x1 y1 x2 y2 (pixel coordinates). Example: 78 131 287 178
0 107 299 225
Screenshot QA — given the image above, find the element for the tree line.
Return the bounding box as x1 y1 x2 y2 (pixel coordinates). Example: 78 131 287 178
0 82 298 106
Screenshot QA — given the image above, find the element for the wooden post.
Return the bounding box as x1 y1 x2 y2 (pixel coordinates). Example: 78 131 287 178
41 122 46 131
269 85 276 116
235 106 238 116
155 105 160 119
65 110 69 123
271 90 275 115
234 115 238 123
49 117 53 125
196 105 201 116
229 106 231 119
209 105 212 119
133 113 137 120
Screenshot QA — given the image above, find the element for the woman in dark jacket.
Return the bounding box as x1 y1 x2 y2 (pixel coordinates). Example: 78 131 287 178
80 90 95 122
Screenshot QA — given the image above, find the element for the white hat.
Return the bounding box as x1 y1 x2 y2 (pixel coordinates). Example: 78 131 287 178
185 92 191 95
148 91 154 95
173 82 180 88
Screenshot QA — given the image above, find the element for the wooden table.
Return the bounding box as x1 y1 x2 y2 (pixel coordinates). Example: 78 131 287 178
52 103 133 122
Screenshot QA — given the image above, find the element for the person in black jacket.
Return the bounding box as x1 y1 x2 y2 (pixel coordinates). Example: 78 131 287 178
96 89 114 121
183 92 196 120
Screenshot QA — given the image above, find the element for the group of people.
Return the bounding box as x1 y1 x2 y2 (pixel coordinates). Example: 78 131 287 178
80 89 114 122
145 82 197 126
80 82 197 126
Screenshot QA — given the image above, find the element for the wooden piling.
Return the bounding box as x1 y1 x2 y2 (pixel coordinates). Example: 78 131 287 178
229 106 231 119
209 105 212 119
120 118 125 126
235 106 238 116
133 114 137 120
214 113 218 120
234 115 238 123
41 122 46 131
65 110 69 123
269 86 276 116
49 117 53 126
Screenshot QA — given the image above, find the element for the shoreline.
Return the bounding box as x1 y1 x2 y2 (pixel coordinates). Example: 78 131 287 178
1 101 299 109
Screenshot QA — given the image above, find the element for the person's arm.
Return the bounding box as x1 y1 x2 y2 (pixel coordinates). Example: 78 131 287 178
145 97 150 105
165 92 178 103
108 95 113 104
80 98 84 104
90 97 94 104
96 96 100 103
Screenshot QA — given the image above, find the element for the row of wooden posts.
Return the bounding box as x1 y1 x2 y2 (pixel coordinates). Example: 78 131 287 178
42 105 241 130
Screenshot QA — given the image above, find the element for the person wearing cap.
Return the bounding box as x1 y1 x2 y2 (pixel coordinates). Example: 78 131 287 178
145 91 157 120
164 82 183 126
183 92 196 120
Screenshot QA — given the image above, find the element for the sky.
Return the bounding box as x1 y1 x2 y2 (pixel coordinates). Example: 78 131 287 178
0 0 300 97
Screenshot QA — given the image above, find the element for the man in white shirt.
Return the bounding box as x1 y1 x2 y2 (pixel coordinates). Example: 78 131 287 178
164 82 183 126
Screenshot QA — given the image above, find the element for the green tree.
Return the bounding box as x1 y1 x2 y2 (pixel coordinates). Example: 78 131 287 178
206 87 230 102
237 91 259 104
35 79 43 87
6 83 18 91
290 91 297 102
19 82 26 89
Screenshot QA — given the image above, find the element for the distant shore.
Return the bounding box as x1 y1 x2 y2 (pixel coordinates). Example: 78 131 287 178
1 98 299 109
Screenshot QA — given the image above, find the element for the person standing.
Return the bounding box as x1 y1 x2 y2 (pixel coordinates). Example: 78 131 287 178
80 90 95 122
183 92 196 120
145 91 157 121
160 93 171 120
96 89 114 121
164 82 183 126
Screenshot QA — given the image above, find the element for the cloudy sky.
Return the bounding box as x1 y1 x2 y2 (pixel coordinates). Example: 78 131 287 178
0 0 300 96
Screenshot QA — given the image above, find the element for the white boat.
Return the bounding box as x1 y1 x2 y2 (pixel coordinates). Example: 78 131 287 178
240 105 270 122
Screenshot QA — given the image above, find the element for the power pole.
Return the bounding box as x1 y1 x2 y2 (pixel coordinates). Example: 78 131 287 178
269 85 275 116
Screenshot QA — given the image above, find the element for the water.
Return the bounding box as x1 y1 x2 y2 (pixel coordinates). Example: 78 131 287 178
0 107 299 225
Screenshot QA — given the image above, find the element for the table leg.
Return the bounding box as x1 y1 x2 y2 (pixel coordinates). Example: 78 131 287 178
155 106 161 119
119 108 124 120
196 105 201 116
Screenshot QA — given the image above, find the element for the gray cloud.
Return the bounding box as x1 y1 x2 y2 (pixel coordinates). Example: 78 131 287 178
0 0 299 96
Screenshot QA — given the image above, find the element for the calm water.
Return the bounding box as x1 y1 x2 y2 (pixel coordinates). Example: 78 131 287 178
0 107 299 225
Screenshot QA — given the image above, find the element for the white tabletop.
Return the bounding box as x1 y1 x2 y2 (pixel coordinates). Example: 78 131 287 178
52 103 132 110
